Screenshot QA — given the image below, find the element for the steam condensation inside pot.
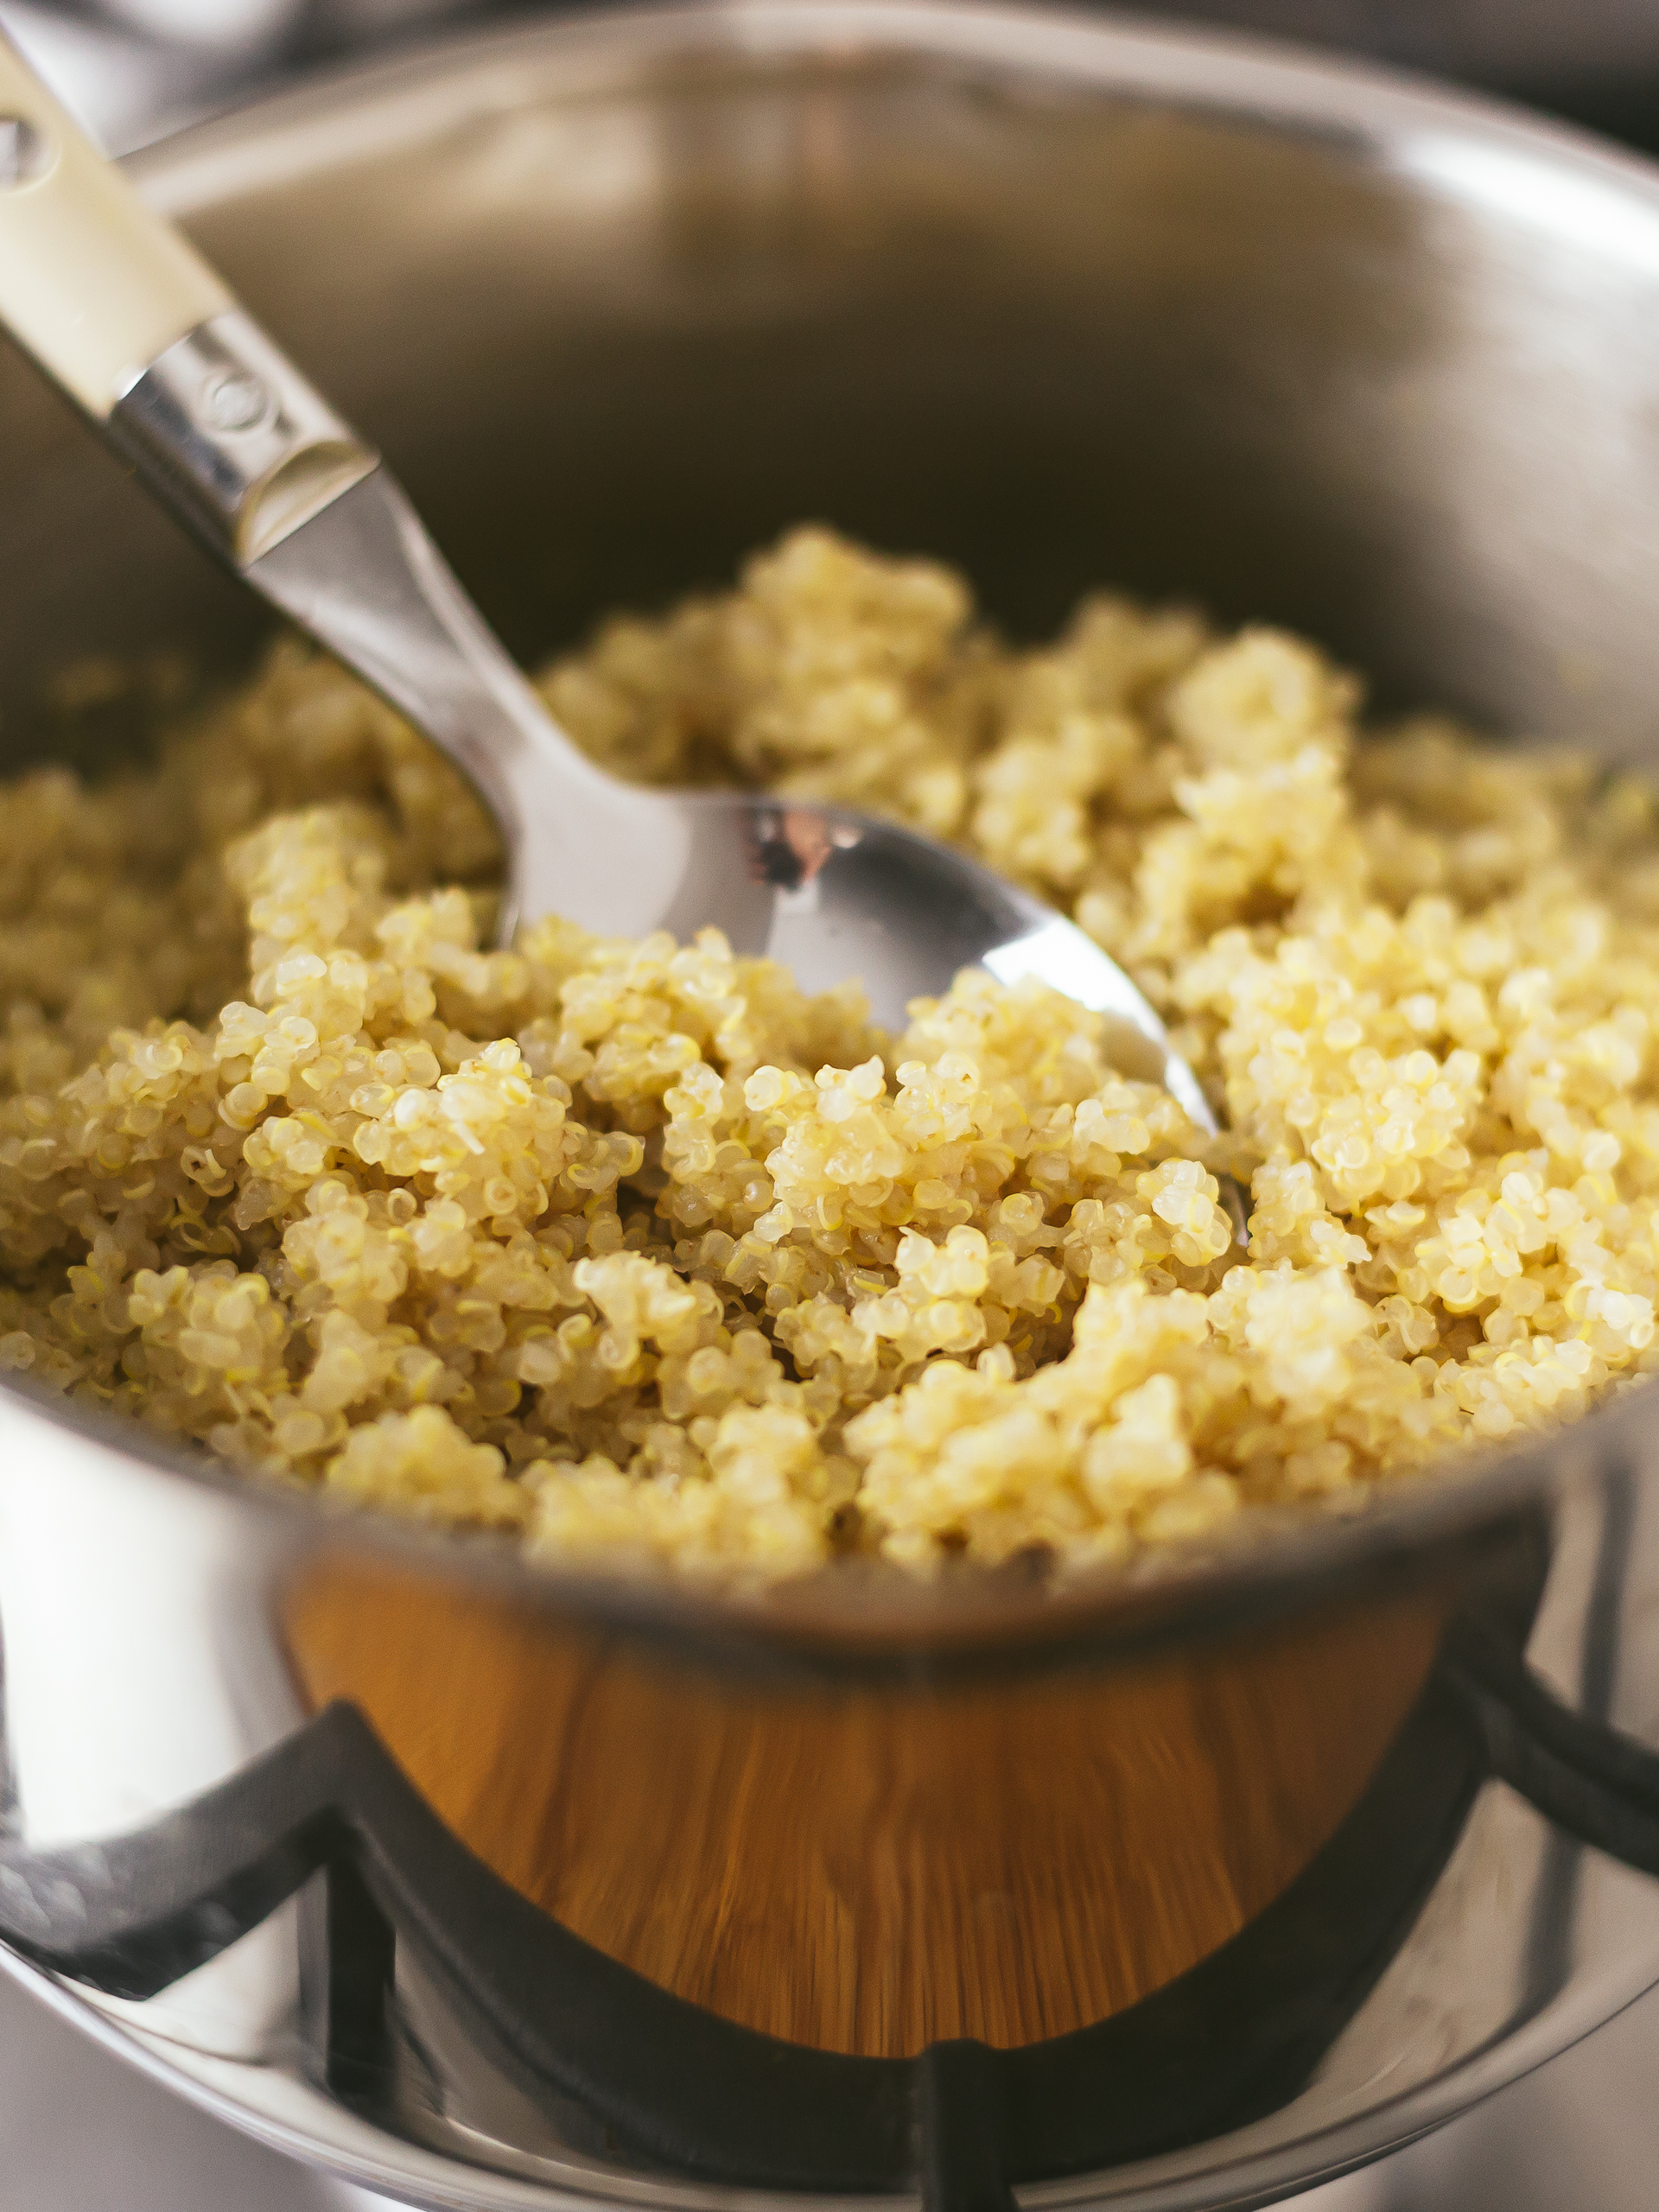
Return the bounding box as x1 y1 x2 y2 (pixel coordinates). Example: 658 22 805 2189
0 529 1655 1579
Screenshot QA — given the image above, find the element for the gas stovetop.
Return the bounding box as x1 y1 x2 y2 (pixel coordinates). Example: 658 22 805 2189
4 1955 1657 2212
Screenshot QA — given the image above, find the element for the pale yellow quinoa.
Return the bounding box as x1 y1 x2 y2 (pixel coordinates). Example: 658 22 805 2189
2 526 1657 1580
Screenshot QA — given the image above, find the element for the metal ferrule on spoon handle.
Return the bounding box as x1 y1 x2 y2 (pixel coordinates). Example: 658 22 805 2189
0 29 376 563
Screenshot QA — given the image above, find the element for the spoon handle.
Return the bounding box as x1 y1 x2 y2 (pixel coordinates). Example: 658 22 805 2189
0 32 226 416
0 26 620 916
0 29 377 564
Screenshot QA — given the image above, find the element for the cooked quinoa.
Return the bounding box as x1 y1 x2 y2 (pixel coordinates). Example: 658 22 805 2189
1 527 1656 1579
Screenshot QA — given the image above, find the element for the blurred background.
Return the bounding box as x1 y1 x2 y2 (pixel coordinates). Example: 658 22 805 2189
1 0 1659 156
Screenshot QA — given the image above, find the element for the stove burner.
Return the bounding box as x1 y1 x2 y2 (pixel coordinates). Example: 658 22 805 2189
1 1612 1656 2211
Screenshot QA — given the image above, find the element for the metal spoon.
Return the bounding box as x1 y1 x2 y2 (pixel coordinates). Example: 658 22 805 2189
0 32 1228 1159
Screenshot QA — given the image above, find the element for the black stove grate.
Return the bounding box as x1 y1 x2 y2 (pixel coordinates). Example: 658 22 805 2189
3 1610 1658 2211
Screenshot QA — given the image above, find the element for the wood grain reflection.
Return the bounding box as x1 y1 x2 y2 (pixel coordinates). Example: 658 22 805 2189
284 1567 1443 2056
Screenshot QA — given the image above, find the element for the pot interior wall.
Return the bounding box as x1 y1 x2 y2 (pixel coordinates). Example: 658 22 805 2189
3 40 1659 771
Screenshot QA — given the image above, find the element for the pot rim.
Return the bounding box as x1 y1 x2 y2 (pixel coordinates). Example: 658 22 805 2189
7 0 1659 1667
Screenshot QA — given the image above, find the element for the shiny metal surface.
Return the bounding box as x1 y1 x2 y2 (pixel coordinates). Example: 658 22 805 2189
22 1931 1659 2212
111 308 377 560
1121 0 1659 92
4 4 1659 2209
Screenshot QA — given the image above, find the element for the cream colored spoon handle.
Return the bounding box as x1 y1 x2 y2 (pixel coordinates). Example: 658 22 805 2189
0 29 375 564
0 30 229 416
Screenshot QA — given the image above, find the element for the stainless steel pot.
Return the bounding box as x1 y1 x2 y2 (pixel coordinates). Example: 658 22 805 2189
1115 0 1659 103
7 6 1659 2208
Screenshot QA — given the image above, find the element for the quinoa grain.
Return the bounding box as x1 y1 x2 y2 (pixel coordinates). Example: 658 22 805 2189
1 527 1654 1580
